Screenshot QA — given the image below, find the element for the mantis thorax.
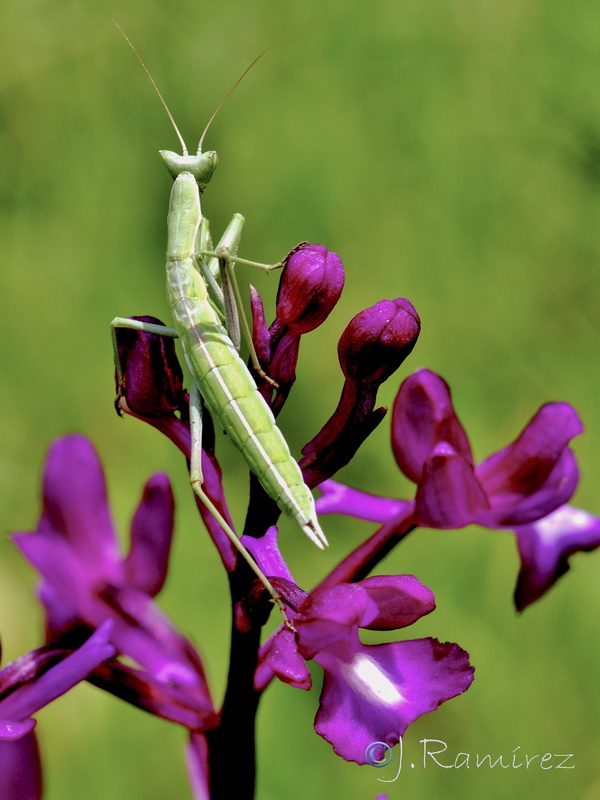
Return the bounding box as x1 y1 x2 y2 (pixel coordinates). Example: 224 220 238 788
160 150 218 191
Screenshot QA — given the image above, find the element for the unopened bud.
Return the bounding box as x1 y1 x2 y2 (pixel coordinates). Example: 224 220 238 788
276 244 345 334
114 316 184 417
338 299 420 384
300 298 420 486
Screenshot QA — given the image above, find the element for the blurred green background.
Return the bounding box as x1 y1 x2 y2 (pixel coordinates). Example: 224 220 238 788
1 0 599 798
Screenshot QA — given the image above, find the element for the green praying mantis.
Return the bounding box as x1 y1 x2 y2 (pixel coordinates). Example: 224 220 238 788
111 24 327 607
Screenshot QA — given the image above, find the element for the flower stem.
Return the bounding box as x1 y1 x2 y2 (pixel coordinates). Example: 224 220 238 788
207 567 266 799
314 506 417 591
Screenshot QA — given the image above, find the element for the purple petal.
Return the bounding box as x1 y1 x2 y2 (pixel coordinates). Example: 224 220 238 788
314 635 474 763
16 531 202 687
263 628 312 689
98 586 202 687
514 505 600 611
299 298 419 488
0 647 68 698
300 300 419 487
0 719 37 742
38 583 82 644
250 286 291 408
479 449 580 527
392 370 473 484
21 436 121 582
124 473 175 597
359 576 436 630
476 403 583 525
295 585 379 659
241 527 295 583
0 622 115 722
300 382 387 488
316 481 411 523
415 443 489 528
186 732 211 800
13 531 89 608
89 658 215 729
249 286 271 366
267 330 301 405
15 450 209 687
0 731 42 800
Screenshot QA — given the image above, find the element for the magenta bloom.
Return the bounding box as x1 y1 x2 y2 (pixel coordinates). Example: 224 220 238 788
392 370 582 529
247 530 473 764
0 732 41 800
13 435 211 696
317 369 600 610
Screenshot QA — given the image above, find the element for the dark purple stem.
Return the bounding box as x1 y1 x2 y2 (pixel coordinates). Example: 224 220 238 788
206 571 263 800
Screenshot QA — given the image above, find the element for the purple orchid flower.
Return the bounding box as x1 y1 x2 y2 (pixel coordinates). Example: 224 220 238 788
13 435 213 703
392 370 582 529
245 529 474 765
12 437 226 799
317 368 600 610
0 621 115 800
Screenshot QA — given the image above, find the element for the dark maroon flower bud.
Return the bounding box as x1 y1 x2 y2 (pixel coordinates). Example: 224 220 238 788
113 320 238 570
300 298 421 487
249 245 345 420
275 244 345 335
114 316 184 418
338 299 420 384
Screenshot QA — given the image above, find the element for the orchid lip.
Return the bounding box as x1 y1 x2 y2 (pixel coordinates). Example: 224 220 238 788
346 654 405 706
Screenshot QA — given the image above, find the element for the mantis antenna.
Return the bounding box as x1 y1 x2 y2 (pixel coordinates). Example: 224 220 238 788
197 17 307 153
113 20 188 155
113 18 307 157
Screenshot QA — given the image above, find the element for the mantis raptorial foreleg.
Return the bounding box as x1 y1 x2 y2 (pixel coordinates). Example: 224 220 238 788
196 213 280 384
213 254 281 387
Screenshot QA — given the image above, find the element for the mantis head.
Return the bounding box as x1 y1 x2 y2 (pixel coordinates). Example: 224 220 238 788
159 150 218 192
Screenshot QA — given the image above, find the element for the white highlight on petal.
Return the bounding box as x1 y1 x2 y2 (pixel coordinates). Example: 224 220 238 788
534 505 593 543
344 653 403 706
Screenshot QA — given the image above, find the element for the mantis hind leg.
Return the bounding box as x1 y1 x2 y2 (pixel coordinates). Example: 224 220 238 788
188 382 292 627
